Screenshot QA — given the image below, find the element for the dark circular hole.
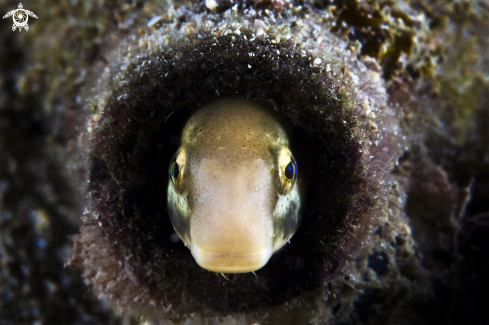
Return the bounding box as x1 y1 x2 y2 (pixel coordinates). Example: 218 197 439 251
89 33 367 315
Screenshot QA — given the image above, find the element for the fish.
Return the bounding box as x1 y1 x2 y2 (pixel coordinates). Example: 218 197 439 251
167 98 301 273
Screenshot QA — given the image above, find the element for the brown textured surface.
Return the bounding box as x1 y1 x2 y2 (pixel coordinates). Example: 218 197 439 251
0 0 488 324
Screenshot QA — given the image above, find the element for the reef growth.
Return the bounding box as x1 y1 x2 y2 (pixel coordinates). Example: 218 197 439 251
0 0 488 325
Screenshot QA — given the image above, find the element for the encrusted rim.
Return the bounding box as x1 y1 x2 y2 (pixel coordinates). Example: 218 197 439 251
70 11 404 321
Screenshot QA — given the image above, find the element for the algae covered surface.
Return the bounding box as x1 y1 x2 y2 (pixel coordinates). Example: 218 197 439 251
0 0 489 324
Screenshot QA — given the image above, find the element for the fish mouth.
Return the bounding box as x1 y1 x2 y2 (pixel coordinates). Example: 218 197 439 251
190 241 274 273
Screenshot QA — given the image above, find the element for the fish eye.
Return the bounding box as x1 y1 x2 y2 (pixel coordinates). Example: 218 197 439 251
169 158 179 182
277 148 298 194
284 159 297 180
168 148 188 195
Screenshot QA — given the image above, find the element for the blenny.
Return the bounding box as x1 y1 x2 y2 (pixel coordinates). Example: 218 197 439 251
167 98 301 273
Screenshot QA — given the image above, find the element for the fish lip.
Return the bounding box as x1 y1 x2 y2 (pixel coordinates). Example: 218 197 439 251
190 241 274 273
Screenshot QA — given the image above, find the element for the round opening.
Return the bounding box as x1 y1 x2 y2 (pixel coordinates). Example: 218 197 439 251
87 33 369 314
